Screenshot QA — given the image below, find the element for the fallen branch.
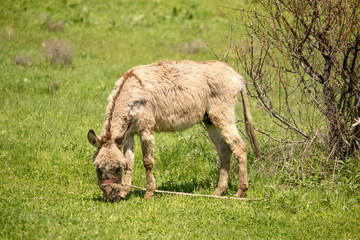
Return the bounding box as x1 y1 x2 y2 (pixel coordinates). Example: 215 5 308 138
123 183 264 201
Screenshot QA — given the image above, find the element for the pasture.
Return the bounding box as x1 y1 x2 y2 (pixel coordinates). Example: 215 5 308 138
0 0 359 239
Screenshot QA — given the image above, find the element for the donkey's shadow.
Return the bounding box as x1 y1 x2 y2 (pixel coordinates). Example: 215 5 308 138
91 178 217 202
91 165 239 202
120 176 235 201
126 178 214 199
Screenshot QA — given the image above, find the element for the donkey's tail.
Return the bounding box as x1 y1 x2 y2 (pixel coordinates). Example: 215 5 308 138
240 84 261 158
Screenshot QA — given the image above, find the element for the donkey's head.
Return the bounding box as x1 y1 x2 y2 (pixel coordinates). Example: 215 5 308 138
87 128 129 202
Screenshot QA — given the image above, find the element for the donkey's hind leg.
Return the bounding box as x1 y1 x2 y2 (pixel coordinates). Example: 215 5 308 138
119 135 135 199
205 124 232 196
139 129 156 199
217 124 248 198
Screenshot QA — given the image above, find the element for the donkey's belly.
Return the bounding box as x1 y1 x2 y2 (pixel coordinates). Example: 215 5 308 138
154 109 205 132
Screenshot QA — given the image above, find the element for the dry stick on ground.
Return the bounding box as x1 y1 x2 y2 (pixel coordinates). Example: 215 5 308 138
122 183 264 201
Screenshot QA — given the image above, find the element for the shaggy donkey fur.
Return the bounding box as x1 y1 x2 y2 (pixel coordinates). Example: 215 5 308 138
87 60 260 201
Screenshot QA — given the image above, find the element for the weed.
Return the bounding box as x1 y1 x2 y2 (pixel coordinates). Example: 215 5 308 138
13 54 33 66
45 18 65 32
43 38 74 66
40 13 65 32
48 81 61 94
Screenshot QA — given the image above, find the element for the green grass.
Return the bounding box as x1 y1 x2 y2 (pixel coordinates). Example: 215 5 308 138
0 0 359 239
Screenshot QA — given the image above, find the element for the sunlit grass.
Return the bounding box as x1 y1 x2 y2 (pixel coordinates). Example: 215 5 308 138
0 0 359 239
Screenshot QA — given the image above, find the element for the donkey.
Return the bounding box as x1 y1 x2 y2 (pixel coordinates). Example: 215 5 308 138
87 60 260 202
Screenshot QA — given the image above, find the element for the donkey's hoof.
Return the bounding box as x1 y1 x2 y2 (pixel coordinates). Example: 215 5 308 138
235 189 246 198
144 192 154 199
214 187 227 196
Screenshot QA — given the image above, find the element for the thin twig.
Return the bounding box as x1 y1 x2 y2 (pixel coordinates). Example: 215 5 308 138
317 203 332 213
235 117 306 144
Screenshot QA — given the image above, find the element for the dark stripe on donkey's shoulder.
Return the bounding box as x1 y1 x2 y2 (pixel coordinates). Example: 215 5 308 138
203 112 213 125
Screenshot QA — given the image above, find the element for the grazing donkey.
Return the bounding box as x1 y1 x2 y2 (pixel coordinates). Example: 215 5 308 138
87 60 260 202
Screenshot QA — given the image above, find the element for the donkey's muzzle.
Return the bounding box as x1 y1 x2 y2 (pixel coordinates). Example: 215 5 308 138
100 178 122 202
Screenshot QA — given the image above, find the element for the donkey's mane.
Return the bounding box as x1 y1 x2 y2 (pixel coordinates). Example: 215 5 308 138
100 69 141 141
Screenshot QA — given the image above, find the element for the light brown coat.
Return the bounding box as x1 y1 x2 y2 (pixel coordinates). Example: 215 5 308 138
88 60 260 201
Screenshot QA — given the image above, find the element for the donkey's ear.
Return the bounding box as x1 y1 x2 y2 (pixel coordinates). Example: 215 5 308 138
87 129 100 147
115 123 132 146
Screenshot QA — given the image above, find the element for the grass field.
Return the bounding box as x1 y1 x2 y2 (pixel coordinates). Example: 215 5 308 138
1 0 359 239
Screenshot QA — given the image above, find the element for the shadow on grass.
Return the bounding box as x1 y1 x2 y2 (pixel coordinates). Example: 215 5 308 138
89 168 239 202
89 188 145 202
90 177 218 202
157 178 213 193
91 195 103 202
123 177 225 200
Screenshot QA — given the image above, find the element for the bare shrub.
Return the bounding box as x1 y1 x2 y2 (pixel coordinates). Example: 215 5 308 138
41 14 65 32
43 38 74 66
225 0 360 159
13 54 33 66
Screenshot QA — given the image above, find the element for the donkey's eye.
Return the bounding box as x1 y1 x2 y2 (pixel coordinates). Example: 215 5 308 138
115 168 121 173
96 168 102 175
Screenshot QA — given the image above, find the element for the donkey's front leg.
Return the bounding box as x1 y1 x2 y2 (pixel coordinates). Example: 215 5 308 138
140 130 156 199
119 135 135 199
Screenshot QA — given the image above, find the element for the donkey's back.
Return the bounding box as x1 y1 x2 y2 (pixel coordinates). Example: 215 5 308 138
121 60 245 132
